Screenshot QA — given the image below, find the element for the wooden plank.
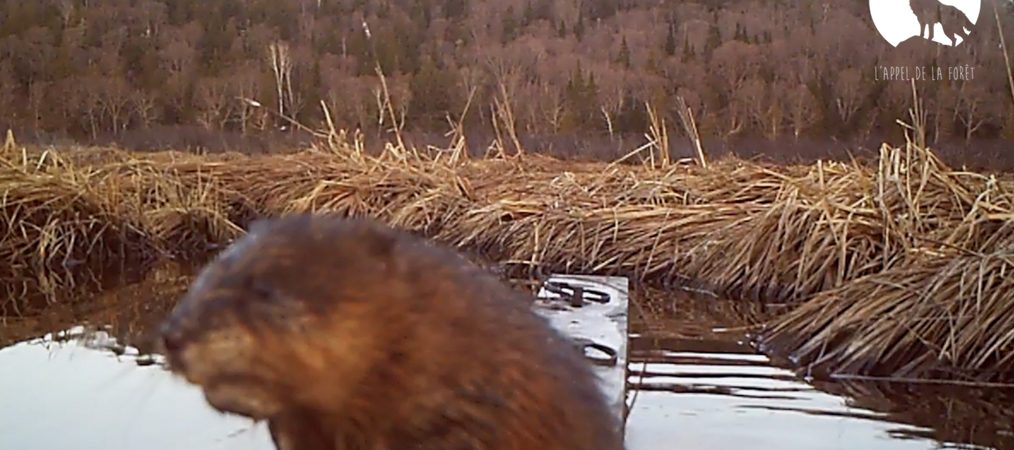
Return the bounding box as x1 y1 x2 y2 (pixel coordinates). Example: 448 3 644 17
532 274 630 424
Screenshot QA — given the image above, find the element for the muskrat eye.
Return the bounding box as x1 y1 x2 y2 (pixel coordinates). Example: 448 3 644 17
248 278 274 300
241 278 305 331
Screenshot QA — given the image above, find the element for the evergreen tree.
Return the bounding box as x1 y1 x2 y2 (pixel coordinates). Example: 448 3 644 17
574 14 585 41
562 63 599 131
501 6 518 44
706 21 721 51
618 36 631 68
444 0 467 20
409 56 456 129
664 23 677 56
522 1 535 27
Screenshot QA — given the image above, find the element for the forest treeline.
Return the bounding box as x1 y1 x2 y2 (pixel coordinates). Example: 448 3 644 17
1 0 1012 146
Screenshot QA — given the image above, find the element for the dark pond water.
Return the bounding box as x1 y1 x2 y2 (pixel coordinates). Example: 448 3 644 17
1 261 1013 449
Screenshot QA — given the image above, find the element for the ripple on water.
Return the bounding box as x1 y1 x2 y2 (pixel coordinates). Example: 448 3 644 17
1 268 1013 450
624 334 1003 450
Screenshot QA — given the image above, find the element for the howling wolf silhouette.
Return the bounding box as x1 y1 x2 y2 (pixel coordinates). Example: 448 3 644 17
909 0 975 45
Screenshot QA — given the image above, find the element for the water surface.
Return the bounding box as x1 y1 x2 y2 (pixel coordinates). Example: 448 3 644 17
1 263 1012 449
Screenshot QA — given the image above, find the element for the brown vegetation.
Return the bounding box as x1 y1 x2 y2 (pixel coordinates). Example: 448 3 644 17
3 127 1014 385
1 0 1012 146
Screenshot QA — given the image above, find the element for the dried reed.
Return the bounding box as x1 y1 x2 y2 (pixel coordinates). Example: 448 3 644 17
3 132 1014 382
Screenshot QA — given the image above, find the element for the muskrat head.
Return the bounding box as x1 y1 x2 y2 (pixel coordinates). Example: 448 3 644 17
160 215 397 420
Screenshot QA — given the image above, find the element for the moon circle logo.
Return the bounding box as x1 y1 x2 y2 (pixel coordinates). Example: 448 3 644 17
869 0 981 47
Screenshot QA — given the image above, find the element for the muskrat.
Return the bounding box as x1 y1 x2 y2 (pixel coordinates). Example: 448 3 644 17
160 215 625 450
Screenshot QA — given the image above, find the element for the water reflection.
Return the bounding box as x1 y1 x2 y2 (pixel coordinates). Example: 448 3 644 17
1 267 1013 449
625 287 1014 450
819 381 1014 448
624 334 1001 449
0 261 197 351
0 327 273 450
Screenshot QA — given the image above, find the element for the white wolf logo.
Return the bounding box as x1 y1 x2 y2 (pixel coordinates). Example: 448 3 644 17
870 0 980 47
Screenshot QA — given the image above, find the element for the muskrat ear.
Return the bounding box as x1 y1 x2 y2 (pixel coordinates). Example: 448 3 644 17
359 227 397 258
246 217 278 237
334 219 399 257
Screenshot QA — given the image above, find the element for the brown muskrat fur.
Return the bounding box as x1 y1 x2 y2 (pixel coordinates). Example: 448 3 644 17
160 214 625 450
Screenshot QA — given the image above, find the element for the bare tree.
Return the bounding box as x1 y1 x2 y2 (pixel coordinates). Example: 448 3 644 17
78 76 104 139
27 81 48 131
18 26 54 88
784 81 818 139
195 77 235 130
0 63 15 122
954 82 990 142
597 68 627 135
298 0 318 42
57 0 76 27
325 76 373 131
539 80 565 133
159 23 200 78
137 0 167 37
96 77 133 134
131 90 159 129
741 78 783 139
712 41 756 138
834 68 863 126
1 0 1012 147
268 41 294 119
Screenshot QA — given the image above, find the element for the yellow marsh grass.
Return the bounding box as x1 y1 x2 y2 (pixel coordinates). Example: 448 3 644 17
2 141 1014 382
768 251 1014 382
1 148 241 269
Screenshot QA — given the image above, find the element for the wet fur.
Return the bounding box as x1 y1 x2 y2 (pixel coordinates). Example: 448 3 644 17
161 215 624 450
909 0 975 45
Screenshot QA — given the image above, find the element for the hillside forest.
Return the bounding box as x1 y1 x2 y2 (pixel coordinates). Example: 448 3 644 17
0 0 1012 150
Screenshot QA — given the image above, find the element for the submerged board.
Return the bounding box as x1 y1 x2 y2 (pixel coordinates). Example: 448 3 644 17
533 274 630 423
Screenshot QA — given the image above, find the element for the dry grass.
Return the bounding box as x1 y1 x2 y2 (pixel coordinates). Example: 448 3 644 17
768 251 1014 381
3 132 1014 383
0 146 243 270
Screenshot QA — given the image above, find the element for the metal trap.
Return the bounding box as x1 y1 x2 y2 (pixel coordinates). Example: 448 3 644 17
532 274 630 424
